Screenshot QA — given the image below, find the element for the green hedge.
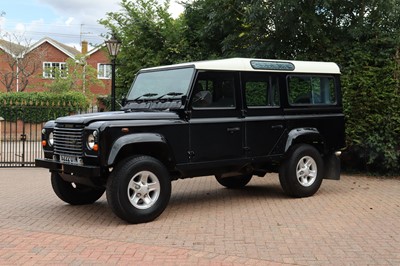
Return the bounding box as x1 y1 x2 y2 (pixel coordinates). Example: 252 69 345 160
341 51 400 175
0 91 90 123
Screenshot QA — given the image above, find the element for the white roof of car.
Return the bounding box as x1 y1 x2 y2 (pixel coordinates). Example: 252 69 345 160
142 58 341 74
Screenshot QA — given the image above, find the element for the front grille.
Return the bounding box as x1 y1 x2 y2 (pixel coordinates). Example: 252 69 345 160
54 124 84 156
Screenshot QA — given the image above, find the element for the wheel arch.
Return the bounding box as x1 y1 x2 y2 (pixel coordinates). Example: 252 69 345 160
107 133 175 170
285 128 325 154
284 128 341 180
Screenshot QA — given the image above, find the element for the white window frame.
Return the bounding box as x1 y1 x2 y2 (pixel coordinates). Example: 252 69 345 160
43 62 67 79
97 63 111 79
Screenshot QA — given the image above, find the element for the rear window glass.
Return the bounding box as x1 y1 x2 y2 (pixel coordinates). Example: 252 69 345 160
288 76 336 105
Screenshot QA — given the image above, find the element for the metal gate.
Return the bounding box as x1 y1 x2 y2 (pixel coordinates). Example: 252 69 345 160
0 106 98 167
0 108 44 167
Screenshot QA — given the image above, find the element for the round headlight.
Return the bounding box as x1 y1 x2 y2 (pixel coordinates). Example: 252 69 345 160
87 134 95 150
48 132 54 146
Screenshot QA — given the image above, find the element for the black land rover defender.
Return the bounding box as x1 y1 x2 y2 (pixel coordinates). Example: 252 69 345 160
36 58 346 224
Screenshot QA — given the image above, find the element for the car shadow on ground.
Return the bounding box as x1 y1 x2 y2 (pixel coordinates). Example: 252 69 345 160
44 182 286 226
169 182 287 207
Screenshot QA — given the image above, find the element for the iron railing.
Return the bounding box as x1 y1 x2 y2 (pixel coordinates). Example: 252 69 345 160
0 106 97 167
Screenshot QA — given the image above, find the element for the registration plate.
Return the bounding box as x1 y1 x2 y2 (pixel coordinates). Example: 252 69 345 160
60 155 83 165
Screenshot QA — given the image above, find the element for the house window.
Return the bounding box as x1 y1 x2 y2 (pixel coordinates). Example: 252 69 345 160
98 63 111 79
43 62 67 79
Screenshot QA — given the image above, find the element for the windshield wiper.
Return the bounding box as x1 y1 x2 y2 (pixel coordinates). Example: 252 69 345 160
157 92 183 99
132 93 158 101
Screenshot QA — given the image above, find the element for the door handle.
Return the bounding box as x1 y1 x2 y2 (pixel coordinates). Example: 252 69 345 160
271 124 284 129
227 127 240 133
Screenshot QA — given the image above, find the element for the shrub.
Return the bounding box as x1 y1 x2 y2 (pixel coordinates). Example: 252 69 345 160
341 48 400 174
0 91 90 123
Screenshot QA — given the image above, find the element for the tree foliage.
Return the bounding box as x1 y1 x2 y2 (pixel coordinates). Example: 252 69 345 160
43 55 103 102
100 0 190 100
100 0 400 174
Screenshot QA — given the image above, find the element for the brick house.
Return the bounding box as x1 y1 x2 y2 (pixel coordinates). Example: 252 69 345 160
0 37 111 99
0 39 27 92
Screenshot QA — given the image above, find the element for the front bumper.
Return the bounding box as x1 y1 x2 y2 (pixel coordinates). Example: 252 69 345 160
35 158 101 177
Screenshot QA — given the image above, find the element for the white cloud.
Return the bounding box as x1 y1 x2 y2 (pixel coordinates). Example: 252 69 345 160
15 23 25 33
0 17 6 31
169 1 185 18
35 0 183 48
2 0 184 51
65 17 74 26
8 1 119 49
38 0 183 23
38 0 122 25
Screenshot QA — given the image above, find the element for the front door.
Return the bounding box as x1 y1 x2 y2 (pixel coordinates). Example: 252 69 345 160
189 71 244 163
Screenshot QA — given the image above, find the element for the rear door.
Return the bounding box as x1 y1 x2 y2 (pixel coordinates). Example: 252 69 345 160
242 72 286 158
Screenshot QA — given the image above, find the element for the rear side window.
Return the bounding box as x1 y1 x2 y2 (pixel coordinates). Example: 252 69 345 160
288 76 336 105
243 72 280 107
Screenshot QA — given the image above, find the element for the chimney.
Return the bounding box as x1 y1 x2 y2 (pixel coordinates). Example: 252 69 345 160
81 40 88 54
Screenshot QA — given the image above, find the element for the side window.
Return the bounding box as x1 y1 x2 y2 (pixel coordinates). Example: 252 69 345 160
288 76 336 105
192 72 235 108
243 73 280 107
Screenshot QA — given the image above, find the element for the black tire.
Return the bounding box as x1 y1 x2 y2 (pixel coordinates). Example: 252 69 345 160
51 172 105 205
106 156 171 224
279 144 324 198
215 174 252 189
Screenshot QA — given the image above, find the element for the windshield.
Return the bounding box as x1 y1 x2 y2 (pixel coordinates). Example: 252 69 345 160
127 67 195 100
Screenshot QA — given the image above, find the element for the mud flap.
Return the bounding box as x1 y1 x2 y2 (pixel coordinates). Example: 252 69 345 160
323 153 341 180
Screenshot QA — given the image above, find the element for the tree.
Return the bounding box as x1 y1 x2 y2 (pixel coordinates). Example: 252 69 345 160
182 0 243 59
0 34 46 92
99 0 400 173
337 1 400 173
182 0 400 173
44 54 103 101
100 0 189 98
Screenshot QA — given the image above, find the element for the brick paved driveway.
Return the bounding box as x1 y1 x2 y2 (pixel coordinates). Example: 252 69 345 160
0 168 399 265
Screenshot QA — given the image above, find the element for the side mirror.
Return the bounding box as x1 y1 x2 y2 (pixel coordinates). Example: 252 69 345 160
181 95 187 105
121 95 127 106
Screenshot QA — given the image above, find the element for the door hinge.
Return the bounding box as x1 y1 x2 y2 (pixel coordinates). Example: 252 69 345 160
188 151 195 160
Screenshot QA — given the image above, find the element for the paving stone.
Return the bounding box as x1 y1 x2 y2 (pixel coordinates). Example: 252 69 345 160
0 168 399 265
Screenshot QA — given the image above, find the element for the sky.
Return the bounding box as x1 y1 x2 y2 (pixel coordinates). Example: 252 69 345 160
0 0 184 51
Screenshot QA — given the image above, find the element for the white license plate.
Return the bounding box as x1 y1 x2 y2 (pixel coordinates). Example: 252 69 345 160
60 155 83 165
